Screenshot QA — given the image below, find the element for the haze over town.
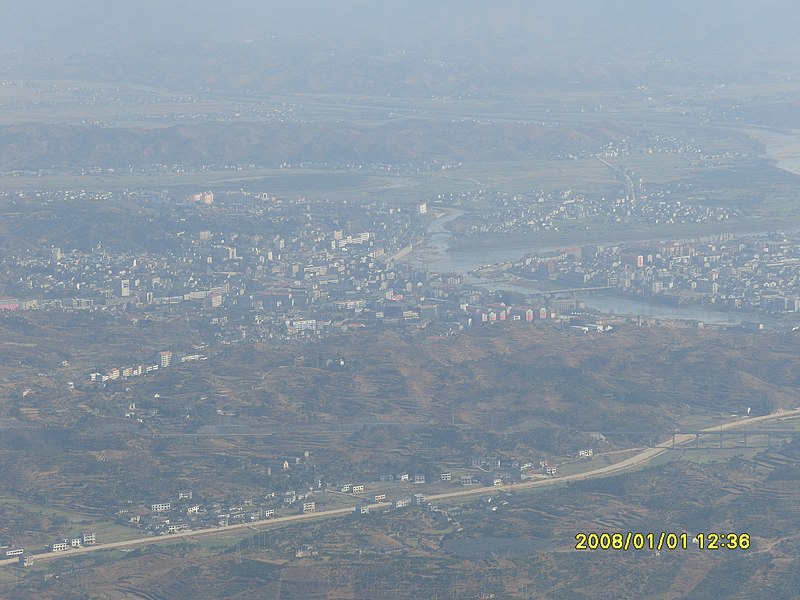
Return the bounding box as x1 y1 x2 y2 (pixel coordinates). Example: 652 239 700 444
2 2 800 598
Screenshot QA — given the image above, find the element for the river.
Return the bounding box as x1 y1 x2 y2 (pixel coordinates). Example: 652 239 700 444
406 210 747 322
406 208 567 273
471 278 744 324
402 127 800 322
742 126 800 177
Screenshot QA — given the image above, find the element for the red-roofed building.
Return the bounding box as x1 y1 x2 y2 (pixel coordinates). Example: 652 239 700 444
0 297 20 311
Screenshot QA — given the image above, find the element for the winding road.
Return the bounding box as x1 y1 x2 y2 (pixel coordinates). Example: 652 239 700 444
4 408 799 568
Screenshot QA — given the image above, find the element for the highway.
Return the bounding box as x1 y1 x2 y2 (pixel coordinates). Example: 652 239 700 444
4 407 799 568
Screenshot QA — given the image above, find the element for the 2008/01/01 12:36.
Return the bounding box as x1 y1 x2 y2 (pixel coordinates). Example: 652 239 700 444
575 532 751 551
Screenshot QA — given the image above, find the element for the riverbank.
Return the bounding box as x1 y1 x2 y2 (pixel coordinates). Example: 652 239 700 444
741 126 800 177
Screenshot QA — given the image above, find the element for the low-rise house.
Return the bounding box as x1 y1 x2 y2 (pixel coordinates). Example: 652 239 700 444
295 545 318 558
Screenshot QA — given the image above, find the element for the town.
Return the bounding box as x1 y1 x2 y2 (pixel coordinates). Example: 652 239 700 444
2 140 800 575
2 447 598 567
506 233 800 315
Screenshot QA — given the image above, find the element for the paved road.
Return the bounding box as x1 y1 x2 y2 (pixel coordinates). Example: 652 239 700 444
5 408 799 568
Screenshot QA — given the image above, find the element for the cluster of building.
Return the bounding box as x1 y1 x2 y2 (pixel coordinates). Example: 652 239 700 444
116 455 318 534
88 350 188 383
0 441 597 560
101 446 592 540
507 232 800 317
420 129 749 243
7 531 100 564
2 173 762 369
119 491 280 535
0 188 432 337
441 170 741 239
1 185 604 382
48 532 96 553
563 130 746 163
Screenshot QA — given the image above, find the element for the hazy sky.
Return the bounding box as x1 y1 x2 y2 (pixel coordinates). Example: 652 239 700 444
1 1 796 45
1 1 798 92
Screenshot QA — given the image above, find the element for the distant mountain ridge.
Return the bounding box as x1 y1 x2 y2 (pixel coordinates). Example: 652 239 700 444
0 119 625 171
